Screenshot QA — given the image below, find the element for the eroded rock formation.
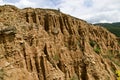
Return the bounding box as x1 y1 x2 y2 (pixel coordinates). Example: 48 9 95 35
0 5 120 80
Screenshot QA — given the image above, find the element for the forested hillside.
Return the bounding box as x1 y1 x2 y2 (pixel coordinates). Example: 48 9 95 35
95 22 120 37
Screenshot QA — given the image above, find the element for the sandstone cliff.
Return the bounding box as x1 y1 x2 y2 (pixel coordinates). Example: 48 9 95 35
0 5 120 80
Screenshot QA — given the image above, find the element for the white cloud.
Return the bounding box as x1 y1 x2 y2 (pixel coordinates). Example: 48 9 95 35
83 0 93 8
0 0 120 23
86 10 120 23
15 0 36 8
0 0 4 4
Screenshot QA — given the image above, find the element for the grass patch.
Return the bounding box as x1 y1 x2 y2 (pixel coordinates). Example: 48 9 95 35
94 45 101 54
0 68 8 80
103 50 120 67
53 54 60 61
70 74 78 80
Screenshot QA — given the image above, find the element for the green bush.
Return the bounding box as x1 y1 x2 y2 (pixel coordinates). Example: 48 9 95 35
116 70 120 80
94 45 101 54
118 41 120 45
89 40 96 47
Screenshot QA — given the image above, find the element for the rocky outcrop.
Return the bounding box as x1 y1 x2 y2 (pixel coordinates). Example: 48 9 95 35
0 5 120 80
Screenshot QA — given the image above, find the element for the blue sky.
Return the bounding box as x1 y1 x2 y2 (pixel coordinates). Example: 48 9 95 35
0 0 120 23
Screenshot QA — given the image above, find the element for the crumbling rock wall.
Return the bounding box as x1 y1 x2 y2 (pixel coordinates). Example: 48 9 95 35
0 5 120 80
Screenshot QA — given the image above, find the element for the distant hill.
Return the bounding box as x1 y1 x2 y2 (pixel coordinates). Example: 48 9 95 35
94 22 120 37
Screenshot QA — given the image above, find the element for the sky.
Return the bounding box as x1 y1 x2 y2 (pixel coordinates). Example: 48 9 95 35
0 0 120 23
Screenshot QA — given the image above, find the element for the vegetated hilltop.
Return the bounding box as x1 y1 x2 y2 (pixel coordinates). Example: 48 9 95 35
0 5 120 80
95 22 120 37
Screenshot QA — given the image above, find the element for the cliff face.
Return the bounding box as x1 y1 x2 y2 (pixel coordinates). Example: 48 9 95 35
0 5 120 80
